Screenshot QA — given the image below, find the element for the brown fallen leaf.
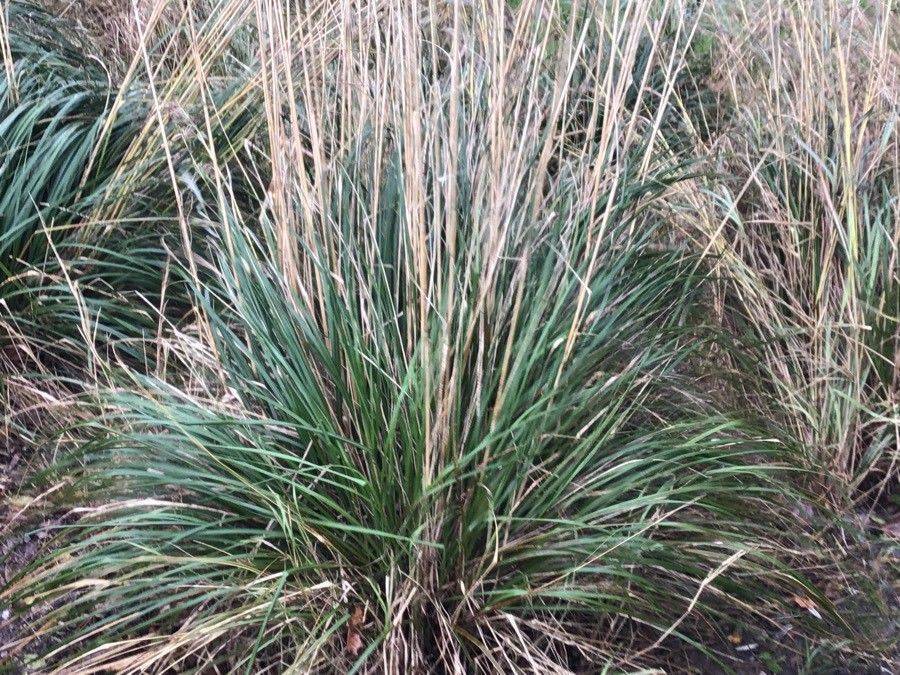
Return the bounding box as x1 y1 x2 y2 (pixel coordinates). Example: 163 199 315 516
346 630 363 657
349 605 365 628
790 594 822 620
345 605 365 657
727 631 742 645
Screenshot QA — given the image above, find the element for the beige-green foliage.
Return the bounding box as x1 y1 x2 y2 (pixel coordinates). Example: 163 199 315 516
680 0 898 500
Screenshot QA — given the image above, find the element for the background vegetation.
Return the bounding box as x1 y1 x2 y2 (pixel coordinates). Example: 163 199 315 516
0 0 897 672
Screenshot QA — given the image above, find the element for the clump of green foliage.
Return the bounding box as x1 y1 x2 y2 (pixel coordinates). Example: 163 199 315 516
0 0 896 672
